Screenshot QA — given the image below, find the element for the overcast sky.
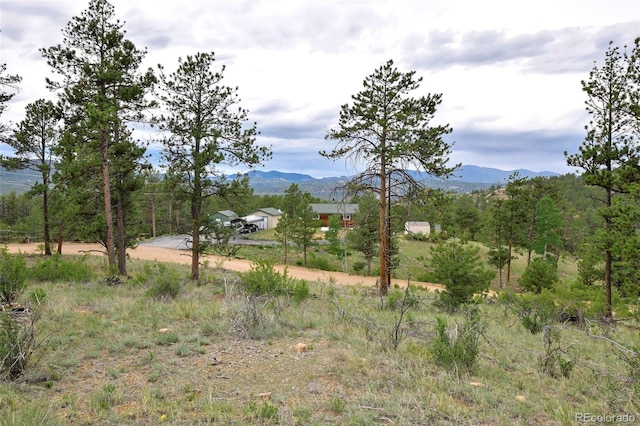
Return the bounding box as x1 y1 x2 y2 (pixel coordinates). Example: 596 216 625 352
1 0 639 178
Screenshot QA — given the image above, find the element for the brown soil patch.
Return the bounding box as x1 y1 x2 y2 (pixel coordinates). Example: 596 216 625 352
5 242 446 292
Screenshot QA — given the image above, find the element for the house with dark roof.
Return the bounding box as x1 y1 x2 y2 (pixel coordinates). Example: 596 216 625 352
310 203 358 228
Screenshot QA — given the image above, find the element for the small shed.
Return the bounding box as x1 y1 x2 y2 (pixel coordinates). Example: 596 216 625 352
404 221 431 236
246 208 283 230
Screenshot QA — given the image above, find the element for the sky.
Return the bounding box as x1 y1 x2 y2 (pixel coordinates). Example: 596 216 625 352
0 0 639 178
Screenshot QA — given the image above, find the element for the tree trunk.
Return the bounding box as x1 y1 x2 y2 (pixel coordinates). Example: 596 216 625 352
42 179 51 256
101 129 116 266
604 187 613 317
506 240 513 286
191 175 201 281
115 187 127 276
379 166 388 296
150 193 156 238
57 222 64 254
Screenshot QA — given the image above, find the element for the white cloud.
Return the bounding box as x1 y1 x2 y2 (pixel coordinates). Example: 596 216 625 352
1 0 638 178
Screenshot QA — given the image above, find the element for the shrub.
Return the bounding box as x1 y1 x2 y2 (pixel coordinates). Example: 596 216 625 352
31 254 94 283
241 261 306 299
430 307 483 374
146 264 182 300
0 311 38 380
292 280 310 303
0 249 27 304
539 325 575 378
501 291 558 334
519 257 559 293
429 240 495 311
351 260 366 274
306 254 335 271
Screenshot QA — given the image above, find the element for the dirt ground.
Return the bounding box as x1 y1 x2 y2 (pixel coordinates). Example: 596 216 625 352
5 241 445 292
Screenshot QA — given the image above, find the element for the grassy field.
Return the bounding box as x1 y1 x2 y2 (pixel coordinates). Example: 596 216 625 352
0 249 638 425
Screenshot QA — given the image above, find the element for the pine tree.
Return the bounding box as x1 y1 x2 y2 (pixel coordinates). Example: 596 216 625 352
41 0 155 272
565 39 640 316
322 59 456 295
154 52 270 280
0 99 61 255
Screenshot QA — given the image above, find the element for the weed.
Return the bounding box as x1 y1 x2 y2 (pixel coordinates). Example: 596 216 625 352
539 325 575 378
329 395 346 414
28 288 48 306
224 295 272 339
0 249 27 304
0 309 40 380
244 401 279 423
156 331 179 345
174 343 191 356
91 384 122 411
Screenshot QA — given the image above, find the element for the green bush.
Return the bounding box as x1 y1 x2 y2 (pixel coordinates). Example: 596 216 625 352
519 257 559 294
31 254 94 283
0 249 27 304
241 261 299 296
430 307 483 373
292 280 310 303
306 254 336 271
429 240 495 312
501 291 558 334
146 264 181 300
351 260 366 274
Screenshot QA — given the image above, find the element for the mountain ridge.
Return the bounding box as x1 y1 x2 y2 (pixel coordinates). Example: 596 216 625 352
234 165 560 185
0 165 563 197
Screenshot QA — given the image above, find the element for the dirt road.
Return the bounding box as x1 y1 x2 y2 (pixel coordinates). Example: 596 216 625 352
5 241 446 292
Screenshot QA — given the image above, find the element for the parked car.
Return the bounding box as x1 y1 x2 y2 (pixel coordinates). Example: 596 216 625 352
239 223 259 234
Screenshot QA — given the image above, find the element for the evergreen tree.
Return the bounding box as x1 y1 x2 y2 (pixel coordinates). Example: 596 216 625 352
322 59 457 295
1 99 61 255
274 212 293 265
429 239 495 311
0 62 21 136
290 195 320 268
41 0 155 272
565 38 640 316
154 51 270 280
325 214 343 256
519 257 559 294
347 193 380 276
532 195 563 260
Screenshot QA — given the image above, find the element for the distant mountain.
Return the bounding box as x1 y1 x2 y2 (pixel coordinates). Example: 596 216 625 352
452 165 559 184
234 170 319 183
232 166 561 198
0 165 562 197
0 166 41 195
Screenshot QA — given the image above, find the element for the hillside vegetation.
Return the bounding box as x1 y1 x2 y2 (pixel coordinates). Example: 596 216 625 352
0 253 637 425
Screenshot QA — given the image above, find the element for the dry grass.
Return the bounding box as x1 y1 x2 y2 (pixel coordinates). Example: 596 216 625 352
0 255 638 425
